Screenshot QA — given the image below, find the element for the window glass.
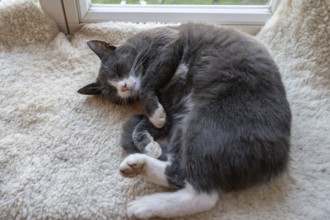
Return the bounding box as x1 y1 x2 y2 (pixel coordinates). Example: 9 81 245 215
91 0 270 5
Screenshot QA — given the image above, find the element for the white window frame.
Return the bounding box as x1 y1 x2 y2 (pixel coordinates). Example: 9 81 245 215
40 0 281 35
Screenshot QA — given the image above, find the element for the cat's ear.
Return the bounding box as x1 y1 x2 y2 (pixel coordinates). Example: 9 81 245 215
77 82 103 95
87 40 116 59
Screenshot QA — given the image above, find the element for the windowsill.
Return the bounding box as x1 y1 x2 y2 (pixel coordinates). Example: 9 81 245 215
40 0 280 35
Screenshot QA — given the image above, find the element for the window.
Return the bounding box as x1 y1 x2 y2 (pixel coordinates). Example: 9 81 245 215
40 0 280 35
91 0 269 5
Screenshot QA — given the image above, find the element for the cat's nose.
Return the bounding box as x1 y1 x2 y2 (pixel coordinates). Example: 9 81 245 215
121 84 129 92
122 83 137 92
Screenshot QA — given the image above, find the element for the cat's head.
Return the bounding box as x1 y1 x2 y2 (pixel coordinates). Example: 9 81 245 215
78 40 141 105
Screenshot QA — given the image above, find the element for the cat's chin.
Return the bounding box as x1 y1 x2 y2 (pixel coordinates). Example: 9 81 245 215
118 89 138 99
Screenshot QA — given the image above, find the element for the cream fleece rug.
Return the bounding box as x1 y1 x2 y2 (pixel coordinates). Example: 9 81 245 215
0 0 329 219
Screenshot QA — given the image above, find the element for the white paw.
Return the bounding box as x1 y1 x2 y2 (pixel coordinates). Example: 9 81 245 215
119 154 146 178
127 195 159 219
144 141 162 158
149 104 166 128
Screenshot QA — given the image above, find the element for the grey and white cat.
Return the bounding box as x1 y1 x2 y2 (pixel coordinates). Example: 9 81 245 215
78 23 291 219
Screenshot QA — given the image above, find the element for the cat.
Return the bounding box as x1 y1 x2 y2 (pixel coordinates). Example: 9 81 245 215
78 23 291 219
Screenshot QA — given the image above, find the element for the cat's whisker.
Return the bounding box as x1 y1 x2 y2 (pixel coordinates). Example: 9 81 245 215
132 54 148 75
132 58 144 72
133 51 148 69
101 63 112 71
131 55 139 70
134 62 143 74
118 97 128 106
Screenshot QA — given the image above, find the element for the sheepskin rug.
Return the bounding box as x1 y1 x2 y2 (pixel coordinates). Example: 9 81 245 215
0 0 329 219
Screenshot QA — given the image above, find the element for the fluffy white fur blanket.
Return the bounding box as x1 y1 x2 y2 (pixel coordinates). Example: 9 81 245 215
0 0 329 219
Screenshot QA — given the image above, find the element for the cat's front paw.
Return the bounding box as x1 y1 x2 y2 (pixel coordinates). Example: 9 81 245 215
149 104 166 128
119 154 146 178
144 141 162 159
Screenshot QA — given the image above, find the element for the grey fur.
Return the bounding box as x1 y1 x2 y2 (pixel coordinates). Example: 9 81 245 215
79 23 291 193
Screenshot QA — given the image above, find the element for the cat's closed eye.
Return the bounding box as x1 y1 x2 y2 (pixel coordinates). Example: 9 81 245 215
115 67 123 77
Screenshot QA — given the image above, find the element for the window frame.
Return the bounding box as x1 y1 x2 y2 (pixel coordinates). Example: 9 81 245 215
40 0 281 35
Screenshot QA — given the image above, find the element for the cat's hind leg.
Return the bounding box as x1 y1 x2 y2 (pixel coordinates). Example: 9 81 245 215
127 183 219 219
119 153 170 188
119 138 219 218
119 154 218 218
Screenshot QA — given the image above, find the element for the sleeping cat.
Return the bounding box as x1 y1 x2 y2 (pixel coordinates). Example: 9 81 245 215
78 23 291 219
